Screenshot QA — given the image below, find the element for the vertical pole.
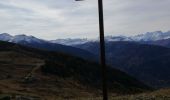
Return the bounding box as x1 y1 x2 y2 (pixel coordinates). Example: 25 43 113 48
98 0 108 100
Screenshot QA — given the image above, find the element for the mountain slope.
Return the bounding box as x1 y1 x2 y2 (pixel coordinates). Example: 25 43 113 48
0 33 96 61
112 88 170 100
74 41 170 88
0 40 150 99
143 38 170 48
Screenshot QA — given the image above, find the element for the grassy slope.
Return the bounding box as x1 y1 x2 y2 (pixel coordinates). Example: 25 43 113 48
112 88 170 100
0 41 150 99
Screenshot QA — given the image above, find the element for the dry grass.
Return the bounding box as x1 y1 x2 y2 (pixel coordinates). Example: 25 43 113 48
111 89 170 100
1 51 168 100
0 51 101 99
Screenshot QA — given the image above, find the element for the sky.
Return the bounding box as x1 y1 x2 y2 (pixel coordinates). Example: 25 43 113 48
0 0 170 40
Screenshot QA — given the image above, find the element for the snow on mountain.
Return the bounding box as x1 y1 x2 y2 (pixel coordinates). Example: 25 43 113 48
50 36 132 45
0 33 13 41
11 34 45 43
105 36 133 42
104 31 170 42
131 31 170 41
51 38 90 46
0 30 170 45
0 33 91 46
0 33 47 44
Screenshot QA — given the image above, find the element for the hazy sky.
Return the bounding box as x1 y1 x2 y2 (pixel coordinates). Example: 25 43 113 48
0 0 170 39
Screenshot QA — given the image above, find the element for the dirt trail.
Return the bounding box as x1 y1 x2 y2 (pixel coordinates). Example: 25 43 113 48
30 63 44 74
24 62 44 80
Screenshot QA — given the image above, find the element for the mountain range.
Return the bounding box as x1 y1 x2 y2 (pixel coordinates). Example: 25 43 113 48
0 33 96 61
50 31 170 46
1 30 170 46
0 31 170 88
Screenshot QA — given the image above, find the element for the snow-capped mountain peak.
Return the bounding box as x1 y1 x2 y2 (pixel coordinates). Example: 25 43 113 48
0 33 13 41
11 34 43 43
131 31 170 41
105 36 133 42
50 38 90 45
0 33 45 44
36 31 170 45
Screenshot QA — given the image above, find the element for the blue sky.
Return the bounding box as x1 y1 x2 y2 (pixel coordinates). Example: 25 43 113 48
0 0 170 40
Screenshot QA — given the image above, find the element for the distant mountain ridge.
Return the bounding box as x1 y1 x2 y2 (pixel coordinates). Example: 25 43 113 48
131 31 170 41
0 33 96 61
1 31 170 61
0 33 48 43
107 31 170 41
51 38 89 45
50 30 170 45
1 30 170 46
142 38 170 48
